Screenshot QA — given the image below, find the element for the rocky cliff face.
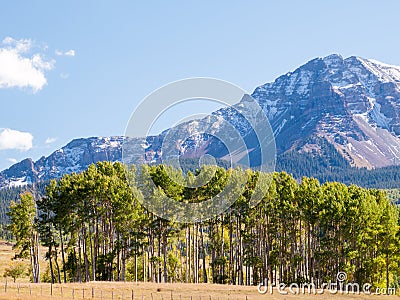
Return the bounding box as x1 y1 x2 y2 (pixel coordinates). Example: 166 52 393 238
252 54 400 168
2 54 400 189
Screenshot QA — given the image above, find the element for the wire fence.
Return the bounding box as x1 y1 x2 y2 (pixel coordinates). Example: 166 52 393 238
0 282 250 300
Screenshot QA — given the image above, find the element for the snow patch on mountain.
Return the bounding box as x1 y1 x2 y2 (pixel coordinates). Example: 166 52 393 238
2 54 400 189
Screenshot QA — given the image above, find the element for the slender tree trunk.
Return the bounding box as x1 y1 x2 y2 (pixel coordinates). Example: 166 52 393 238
186 226 190 283
53 244 61 283
238 217 244 285
90 221 96 281
200 223 207 283
143 246 147 282
134 250 138 282
210 221 216 283
48 244 55 284
59 229 67 283
386 245 389 292
82 225 90 282
163 225 168 283
121 238 127 282
194 224 198 283
229 212 233 284
221 215 225 283
116 233 121 281
77 231 82 283
157 225 162 283
30 242 37 283
31 232 40 283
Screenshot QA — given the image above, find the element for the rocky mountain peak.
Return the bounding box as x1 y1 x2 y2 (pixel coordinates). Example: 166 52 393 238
2 55 400 189
251 54 400 168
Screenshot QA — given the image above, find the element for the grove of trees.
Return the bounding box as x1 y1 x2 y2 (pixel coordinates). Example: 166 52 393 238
6 161 400 291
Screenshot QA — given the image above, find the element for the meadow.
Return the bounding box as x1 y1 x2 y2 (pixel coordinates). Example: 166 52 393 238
0 242 398 300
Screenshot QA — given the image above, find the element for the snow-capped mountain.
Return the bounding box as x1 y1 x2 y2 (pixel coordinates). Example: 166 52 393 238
2 54 400 189
0 137 123 189
252 54 400 168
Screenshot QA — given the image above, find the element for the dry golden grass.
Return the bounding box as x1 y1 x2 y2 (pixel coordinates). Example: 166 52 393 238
0 240 47 284
0 281 398 300
0 240 16 277
0 242 398 299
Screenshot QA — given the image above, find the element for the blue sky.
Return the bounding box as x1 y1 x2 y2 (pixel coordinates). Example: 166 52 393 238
1 0 400 171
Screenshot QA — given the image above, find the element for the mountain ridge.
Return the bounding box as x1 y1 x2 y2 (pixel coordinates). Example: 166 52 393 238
253 54 400 168
0 136 123 189
2 54 400 189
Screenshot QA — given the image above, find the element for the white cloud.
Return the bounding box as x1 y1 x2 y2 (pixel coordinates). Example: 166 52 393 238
0 37 55 93
55 49 75 57
7 158 17 164
32 53 54 70
0 128 33 151
45 137 57 144
2 37 32 53
65 49 75 56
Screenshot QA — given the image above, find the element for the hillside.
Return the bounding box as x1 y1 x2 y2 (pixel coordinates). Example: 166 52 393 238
1 55 400 190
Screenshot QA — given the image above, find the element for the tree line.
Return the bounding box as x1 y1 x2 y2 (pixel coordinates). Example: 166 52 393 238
277 144 400 189
7 161 400 290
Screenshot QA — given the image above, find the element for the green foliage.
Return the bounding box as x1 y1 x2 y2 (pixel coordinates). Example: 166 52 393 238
2 161 400 289
0 182 46 238
3 261 28 283
7 193 36 259
41 261 58 283
7 192 41 283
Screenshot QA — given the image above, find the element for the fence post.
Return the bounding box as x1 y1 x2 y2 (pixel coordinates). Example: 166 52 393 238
92 287 94 299
72 288 75 300
4 279 7 293
112 289 114 300
83 287 85 299
132 289 134 300
17 284 20 294
30 284 32 295
151 293 154 300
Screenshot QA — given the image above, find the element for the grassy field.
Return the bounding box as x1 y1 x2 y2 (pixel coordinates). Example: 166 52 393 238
0 281 398 300
0 240 47 284
0 241 398 300
0 240 14 278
